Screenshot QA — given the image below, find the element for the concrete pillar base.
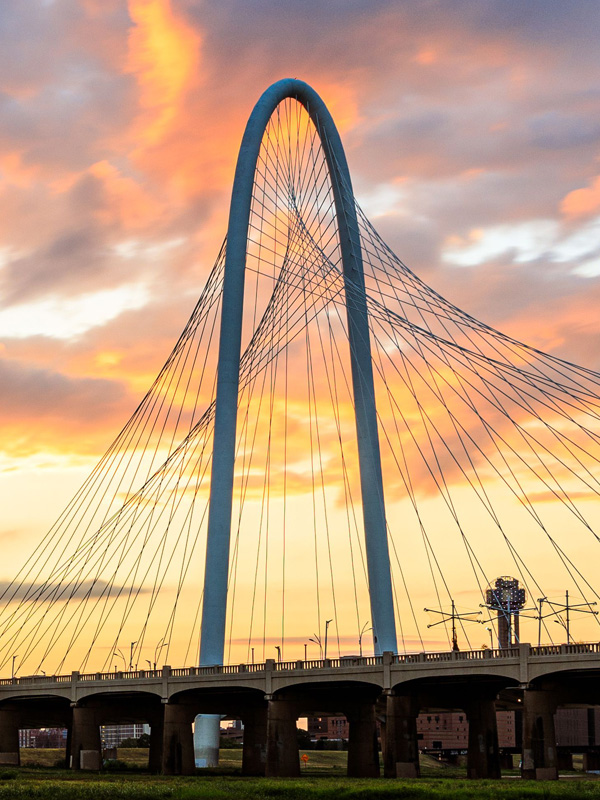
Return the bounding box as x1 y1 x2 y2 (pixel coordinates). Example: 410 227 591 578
80 750 102 770
162 704 194 775
535 767 559 780
242 708 267 776
396 761 419 777
583 750 600 771
383 694 419 778
347 702 379 778
70 706 101 771
266 698 299 777
466 695 500 779
0 708 20 768
148 713 164 773
521 689 558 781
557 751 573 771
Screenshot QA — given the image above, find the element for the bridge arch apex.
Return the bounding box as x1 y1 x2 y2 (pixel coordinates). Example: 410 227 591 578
200 78 397 666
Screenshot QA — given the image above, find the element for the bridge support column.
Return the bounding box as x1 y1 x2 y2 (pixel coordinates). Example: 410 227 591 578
265 698 299 777
148 713 164 773
242 707 267 776
383 694 419 778
70 706 101 770
162 704 194 775
557 751 573 771
583 750 600 771
466 696 500 779
521 690 558 780
346 702 379 777
0 709 20 766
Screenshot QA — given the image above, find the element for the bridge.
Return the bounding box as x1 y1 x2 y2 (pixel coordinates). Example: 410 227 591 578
1 644 600 776
2 78 600 780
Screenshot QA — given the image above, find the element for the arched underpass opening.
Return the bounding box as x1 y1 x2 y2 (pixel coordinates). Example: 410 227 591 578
387 674 521 779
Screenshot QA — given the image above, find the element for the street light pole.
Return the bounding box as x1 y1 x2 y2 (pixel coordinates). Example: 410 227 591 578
11 655 17 680
309 634 323 659
324 619 333 660
358 621 372 658
113 649 126 671
130 640 138 671
537 597 546 647
154 638 169 668
275 646 281 662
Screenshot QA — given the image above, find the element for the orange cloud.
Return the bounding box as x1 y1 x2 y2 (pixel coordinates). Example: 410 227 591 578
126 0 202 148
561 176 600 219
88 160 164 229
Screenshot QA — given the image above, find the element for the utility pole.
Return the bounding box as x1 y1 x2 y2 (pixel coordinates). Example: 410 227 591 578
544 590 597 644
324 619 333 660
424 601 482 651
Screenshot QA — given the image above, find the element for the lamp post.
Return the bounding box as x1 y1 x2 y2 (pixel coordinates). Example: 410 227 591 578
486 627 494 649
145 660 152 671
275 646 281 662
304 643 307 661
154 638 169 668
113 649 126 670
309 634 323 659
11 655 17 680
324 619 333 661
358 621 373 657
129 640 138 671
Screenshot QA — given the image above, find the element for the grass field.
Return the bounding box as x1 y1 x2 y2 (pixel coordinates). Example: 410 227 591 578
7 748 600 799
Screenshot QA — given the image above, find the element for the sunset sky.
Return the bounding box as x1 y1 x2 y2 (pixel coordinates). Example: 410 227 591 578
2 0 600 670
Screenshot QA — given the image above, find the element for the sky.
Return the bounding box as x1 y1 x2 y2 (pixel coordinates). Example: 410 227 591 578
2 0 600 669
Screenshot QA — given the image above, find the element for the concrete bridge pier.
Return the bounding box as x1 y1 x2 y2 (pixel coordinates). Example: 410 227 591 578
148 713 164 773
521 689 558 780
557 751 573 770
383 694 419 778
346 701 379 777
265 697 299 777
70 705 101 770
583 750 600 771
242 707 267 776
0 708 20 766
161 703 195 775
465 694 501 779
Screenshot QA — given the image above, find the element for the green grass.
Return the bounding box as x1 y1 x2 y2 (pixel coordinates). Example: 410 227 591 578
0 773 600 800
7 749 600 800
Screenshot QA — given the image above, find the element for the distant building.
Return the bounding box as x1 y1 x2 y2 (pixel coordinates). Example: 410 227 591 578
220 719 243 743
19 728 67 748
100 723 150 748
307 715 349 740
307 708 600 751
417 712 468 750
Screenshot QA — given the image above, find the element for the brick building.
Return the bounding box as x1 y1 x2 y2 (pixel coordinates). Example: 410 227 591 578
19 728 67 748
307 708 599 751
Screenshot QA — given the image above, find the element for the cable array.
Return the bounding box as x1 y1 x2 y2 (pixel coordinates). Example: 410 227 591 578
2 96 600 675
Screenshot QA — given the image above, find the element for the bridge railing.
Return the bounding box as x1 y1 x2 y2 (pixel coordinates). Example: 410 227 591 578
531 645 561 656
3 643 600 684
393 647 520 663
531 642 600 656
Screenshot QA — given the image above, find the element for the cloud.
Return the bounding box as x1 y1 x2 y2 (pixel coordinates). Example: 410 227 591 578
2 0 600 661
0 357 130 456
0 578 150 604
126 0 202 148
562 176 600 220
